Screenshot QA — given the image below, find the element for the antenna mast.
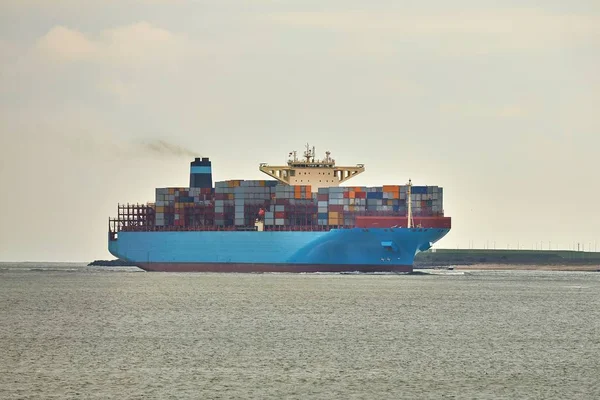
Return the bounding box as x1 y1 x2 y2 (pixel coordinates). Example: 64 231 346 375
407 179 413 228
303 143 312 162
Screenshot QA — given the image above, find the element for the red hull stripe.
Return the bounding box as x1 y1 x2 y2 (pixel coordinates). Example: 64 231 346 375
136 263 413 273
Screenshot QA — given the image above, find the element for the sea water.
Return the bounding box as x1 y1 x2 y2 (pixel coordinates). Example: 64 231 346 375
1 263 599 399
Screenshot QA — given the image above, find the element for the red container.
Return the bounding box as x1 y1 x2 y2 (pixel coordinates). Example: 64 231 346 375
317 194 328 201
275 212 285 218
343 192 349 199
355 192 367 199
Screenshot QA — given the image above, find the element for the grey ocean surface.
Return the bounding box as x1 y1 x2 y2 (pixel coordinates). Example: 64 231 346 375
1 264 599 399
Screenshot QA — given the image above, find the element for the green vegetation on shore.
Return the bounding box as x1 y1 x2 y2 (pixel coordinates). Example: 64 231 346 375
414 249 600 267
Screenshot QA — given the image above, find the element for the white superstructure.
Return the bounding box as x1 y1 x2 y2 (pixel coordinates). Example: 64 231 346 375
259 144 365 192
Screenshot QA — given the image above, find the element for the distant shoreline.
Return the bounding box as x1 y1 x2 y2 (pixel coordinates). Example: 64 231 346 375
89 249 600 271
414 249 600 271
451 264 599 272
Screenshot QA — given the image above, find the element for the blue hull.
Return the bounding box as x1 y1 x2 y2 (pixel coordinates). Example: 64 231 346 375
108 227 450 272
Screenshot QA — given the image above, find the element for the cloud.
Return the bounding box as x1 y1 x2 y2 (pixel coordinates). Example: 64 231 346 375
267 9 600 53
36 26 97 62
35 22 191 67
101 22 189 66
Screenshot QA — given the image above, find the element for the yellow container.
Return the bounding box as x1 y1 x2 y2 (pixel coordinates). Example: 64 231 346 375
329 211 338 219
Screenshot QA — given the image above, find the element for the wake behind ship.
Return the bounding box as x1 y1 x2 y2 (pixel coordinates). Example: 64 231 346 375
108 145 451 272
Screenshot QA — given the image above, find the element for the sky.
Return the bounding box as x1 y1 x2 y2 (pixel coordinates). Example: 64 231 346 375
0 0 599 261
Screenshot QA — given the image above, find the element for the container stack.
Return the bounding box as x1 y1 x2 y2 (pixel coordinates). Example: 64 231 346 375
264 204 284 226
410 186 443 216
286 191 317 227
154 187 188 227
317 189 329 226
155 188 168 227
214 180 237 226
315 184 447 226
316 187 368 226
365 186 407 214
153 181 444 229
215 180 278 226
264 184 313 226
233 180 277 226
173 188 194 227
155 187 214 227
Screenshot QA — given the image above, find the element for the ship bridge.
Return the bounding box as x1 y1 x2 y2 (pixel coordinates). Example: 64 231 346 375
259 144 365 192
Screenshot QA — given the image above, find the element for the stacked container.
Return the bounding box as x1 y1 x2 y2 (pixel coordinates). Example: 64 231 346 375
153 181 444 229
265 184 313 226
411 186 443 216
155 187 188 226
214 180 237 226
155 187 214 227
215 180 278 226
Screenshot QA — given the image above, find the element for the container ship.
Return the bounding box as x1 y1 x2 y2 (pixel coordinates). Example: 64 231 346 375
108 145 451 273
